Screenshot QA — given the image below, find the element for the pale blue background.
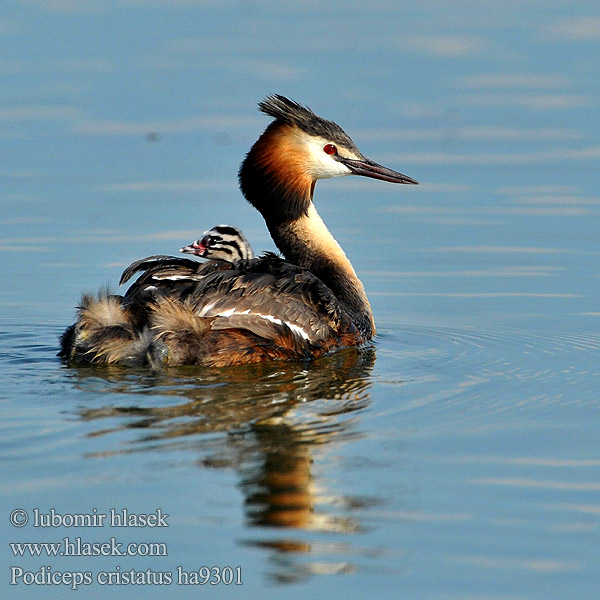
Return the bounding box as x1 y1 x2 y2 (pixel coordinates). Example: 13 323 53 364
1 2 599 599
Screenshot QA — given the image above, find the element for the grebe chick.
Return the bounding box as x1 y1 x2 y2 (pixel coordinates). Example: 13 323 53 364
180 225 254 262
60 95 417 367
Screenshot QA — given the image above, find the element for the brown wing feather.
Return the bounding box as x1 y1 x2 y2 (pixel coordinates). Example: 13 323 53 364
179 257 347 344
121 256 231 302
148 296 313 366
119 255 201 285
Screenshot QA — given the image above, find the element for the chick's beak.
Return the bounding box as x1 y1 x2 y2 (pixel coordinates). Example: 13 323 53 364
179 242 207 256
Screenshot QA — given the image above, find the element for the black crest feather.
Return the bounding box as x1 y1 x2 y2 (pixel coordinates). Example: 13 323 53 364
258 94 359 152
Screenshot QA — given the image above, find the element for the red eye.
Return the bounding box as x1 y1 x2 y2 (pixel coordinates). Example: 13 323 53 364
323 143 337 155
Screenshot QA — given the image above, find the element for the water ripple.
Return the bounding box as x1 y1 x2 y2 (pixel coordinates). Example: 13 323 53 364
375 324 600 430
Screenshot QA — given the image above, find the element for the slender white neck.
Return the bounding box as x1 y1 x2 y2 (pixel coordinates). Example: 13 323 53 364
290 203 356 274
269 202 375 337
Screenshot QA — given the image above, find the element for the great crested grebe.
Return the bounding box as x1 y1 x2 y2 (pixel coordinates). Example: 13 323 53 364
179 225 254 261
59 95 417 367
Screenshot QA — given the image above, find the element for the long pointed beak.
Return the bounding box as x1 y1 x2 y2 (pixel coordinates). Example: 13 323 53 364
338 156 418 185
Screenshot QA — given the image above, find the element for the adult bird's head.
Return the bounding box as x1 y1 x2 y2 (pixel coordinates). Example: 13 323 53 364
239 94 417 224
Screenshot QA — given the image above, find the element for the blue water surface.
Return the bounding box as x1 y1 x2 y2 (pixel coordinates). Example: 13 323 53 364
1 2 599 599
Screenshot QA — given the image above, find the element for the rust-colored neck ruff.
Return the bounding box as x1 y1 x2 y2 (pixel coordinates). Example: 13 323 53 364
240 122 313 224
239 122 375 338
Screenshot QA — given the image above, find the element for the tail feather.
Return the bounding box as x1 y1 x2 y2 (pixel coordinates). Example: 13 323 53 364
60 290 150 365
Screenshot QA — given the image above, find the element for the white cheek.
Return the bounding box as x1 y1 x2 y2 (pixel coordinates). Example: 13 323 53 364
315 154 352 179
306 140 352 179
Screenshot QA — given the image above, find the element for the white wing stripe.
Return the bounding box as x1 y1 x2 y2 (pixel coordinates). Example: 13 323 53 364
202 306 312 341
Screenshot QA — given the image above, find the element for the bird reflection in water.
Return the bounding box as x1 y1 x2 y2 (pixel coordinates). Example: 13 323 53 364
73 347 376 573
